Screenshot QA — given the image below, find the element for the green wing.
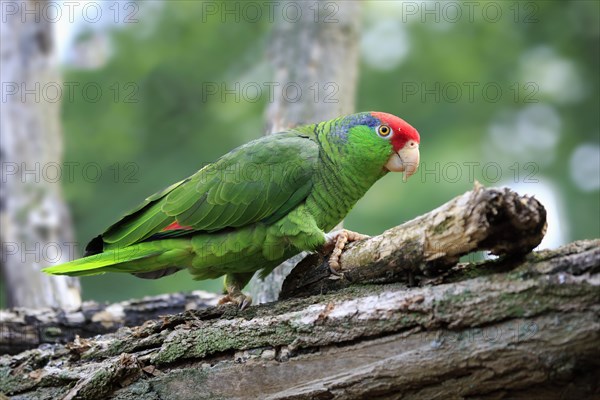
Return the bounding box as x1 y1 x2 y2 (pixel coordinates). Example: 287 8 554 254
101 132 318 249
100 180 187 249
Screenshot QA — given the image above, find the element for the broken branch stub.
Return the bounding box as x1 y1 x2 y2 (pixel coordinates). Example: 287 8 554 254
281 184 547 299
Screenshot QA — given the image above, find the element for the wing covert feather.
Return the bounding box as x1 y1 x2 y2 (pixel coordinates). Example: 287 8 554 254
99 132 317 248
162 133 318 231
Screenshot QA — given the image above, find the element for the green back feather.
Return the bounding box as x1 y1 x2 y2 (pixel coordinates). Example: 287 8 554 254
100 132 319 250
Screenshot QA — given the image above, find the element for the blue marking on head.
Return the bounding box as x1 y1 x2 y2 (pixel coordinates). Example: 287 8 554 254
329 112 380 143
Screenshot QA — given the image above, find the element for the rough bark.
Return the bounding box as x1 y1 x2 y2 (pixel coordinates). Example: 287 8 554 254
0 184 543 357
252 0 361 304
281 183 547 299
0 239 598 399
0 291 219 355
0 0 81 308
1 184 598 399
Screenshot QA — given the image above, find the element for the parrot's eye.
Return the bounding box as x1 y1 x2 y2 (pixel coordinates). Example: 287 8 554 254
377 125 391 137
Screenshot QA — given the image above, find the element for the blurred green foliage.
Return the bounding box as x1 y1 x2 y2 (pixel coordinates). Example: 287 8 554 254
58 1 598 303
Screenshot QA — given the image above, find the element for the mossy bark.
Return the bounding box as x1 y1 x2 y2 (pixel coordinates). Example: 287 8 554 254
2 186 597 399
1 237 598 399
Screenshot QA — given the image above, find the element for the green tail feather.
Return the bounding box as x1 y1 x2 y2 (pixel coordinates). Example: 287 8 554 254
42 239 193 276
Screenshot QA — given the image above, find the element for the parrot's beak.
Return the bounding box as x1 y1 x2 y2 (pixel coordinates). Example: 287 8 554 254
385 145 420 182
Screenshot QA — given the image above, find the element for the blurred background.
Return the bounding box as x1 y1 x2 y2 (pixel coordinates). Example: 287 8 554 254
1 0 598 307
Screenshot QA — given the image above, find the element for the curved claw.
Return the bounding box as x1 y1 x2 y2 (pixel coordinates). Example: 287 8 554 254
218 292 253 310
323 229 370 274
328 264 344 279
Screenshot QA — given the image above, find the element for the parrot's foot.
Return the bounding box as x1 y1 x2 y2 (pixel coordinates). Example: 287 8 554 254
323 229 370 275
220 272 254 310
218 290 252 310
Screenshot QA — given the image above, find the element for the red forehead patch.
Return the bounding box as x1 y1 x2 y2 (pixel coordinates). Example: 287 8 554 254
370 111 420 151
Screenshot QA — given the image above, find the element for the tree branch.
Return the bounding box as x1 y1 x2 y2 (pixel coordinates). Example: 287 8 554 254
0 291 218 355
281 183 547 299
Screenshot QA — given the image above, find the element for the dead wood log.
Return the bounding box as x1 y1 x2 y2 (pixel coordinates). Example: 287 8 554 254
0 291 218 355
1 186 598 399
0 240 598 399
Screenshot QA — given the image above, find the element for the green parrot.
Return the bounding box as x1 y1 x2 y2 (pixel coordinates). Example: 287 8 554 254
43 112 421 307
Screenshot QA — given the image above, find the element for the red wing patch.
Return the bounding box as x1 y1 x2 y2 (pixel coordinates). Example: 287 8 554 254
162 221 193 231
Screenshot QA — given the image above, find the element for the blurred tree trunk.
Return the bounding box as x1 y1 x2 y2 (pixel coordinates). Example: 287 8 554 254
251 0 361 303
0 0 81 308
